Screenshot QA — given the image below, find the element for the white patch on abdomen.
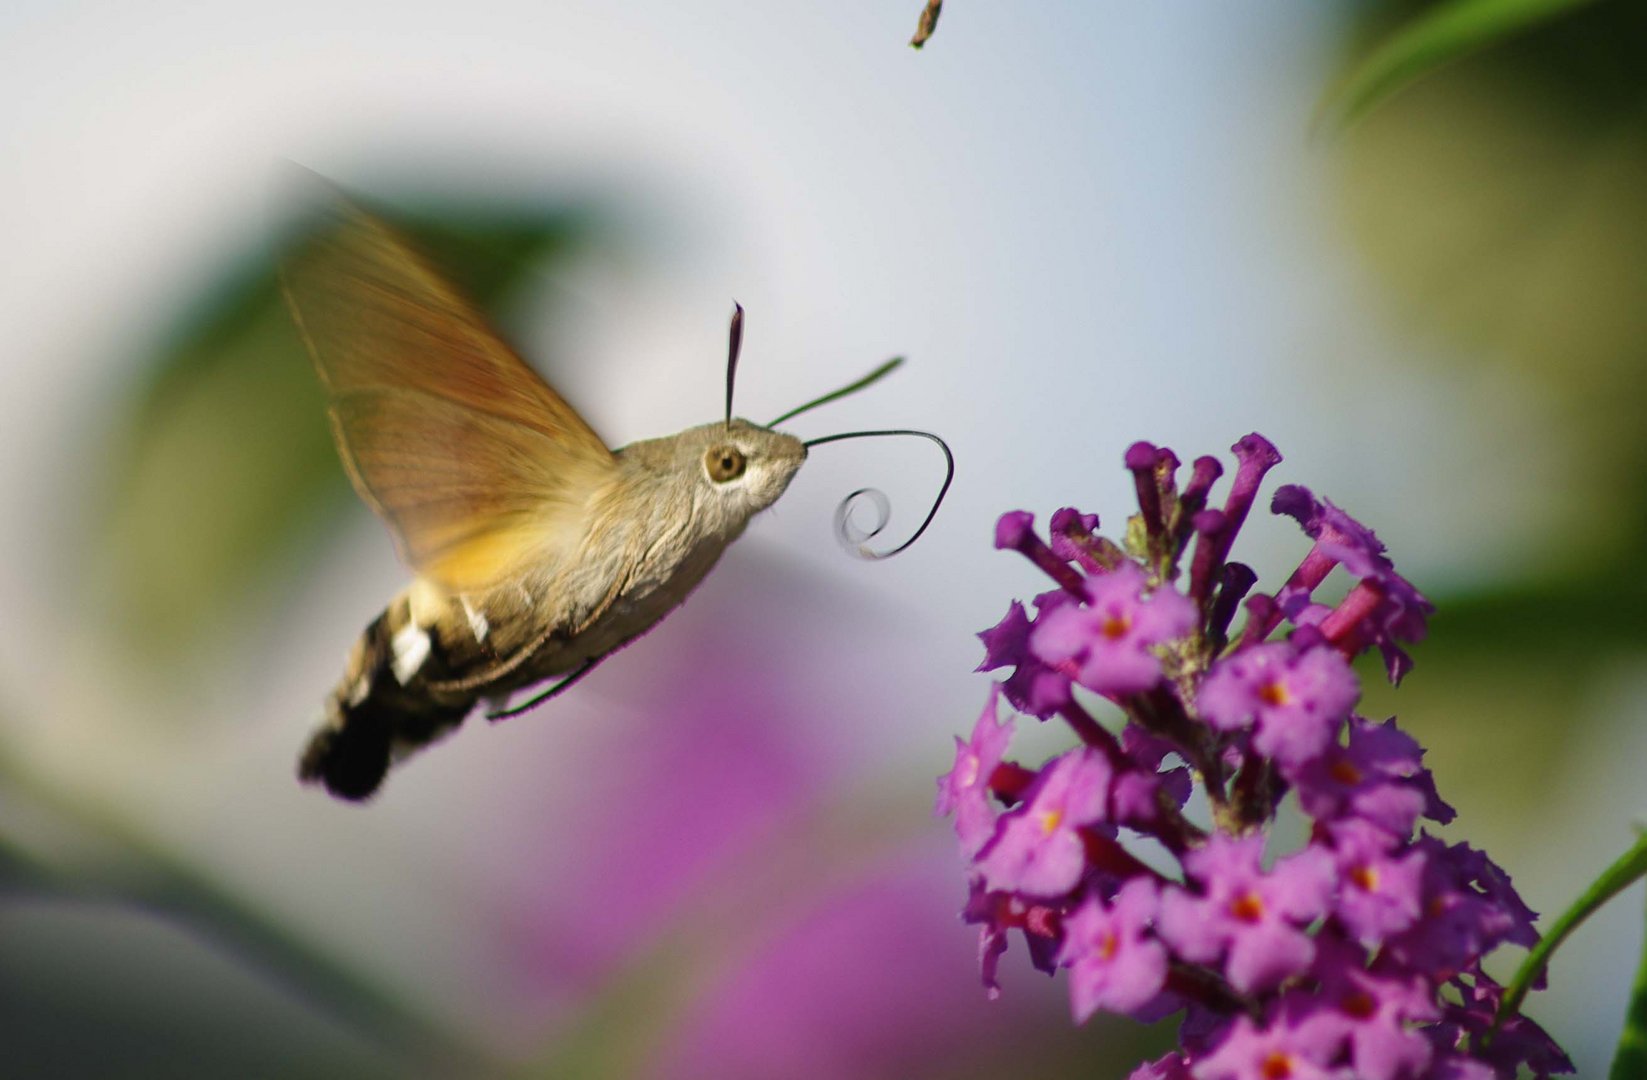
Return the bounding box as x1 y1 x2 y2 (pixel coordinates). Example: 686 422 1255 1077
461 596 489 643
391 622 432 685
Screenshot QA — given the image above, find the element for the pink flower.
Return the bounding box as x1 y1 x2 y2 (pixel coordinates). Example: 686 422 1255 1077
936 684 1016 858
1157 835 1332 994
974 748 1111 898
1056 878 1170 1020
1197 641 1358 767
1030 563 1196 696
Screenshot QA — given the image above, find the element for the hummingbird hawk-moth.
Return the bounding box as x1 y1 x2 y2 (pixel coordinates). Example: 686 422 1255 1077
282 195 949 801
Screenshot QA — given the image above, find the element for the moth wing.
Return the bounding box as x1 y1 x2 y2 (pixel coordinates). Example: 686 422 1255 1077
283 200 618 593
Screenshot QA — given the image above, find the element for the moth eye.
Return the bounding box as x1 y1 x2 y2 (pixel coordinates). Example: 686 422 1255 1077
705 446 747 483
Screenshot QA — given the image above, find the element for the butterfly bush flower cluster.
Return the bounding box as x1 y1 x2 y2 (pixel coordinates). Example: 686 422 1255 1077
937 435 1572 1080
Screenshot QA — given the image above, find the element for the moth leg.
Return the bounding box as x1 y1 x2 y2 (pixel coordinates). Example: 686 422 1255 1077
486 658 604 722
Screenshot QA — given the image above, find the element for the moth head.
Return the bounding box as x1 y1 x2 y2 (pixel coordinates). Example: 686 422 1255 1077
695 304 805 517
688 418 807 515
657 300 947 558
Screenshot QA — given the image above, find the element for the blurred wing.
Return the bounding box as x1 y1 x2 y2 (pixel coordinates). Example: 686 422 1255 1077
283 199 617 593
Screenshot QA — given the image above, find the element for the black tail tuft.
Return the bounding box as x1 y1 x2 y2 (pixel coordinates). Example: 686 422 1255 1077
299 712 392 801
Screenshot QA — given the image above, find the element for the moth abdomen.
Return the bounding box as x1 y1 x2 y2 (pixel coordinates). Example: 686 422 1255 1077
300 606 477 801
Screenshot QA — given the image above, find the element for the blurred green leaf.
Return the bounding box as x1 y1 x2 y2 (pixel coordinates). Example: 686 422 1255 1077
0 832 61 896
0 729 492 1074
1320 0 1602 130
1611 887 1647 1079
1356 567 1647 823
1334 0 1647 579
1430 573 1647 659
91 198 595 662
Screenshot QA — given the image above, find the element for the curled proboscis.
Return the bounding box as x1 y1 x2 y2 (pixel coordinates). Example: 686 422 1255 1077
803 428 954 560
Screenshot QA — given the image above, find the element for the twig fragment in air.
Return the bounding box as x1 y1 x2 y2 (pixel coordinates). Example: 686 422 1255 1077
910 0 942 49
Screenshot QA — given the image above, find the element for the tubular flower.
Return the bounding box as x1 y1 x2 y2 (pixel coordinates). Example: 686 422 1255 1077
937 435 1570 1079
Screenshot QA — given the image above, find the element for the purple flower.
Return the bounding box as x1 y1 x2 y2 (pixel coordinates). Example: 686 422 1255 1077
1270 485 1385 593
1436 972 1575 1077
1447 842 1540 950
1126 1053 1192 1080
977 600 1033 672
936 684 1016 858
1130 1053 1194 1080
977 598 1073 718
1157 835 1333 994
964 879 1063 999
1109 726 1193 833
1427 1056 1501 1080
1271 485 1433 684
1325 819 1425 946
996 510 1085 594
1190 1012 1339 1080
974 748 1111 898
1056 877 1169 1021
1304 937 1438 1080
1186 436 1282 607
1386 836 1539 980
1197 641 1358 767
1030 562 1196 696
1286 715 1453 836
1111 765 1192 832
963 878 1013 1000
1223 435 1284 534
1049 506 1110 572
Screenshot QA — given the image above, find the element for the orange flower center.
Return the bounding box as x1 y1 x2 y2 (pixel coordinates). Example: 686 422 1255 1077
1349 864 1378 892
1329 758 1363 786
1260 1051 1295 1079
1039 808 1064 835
1100 613 1132 640
1257 680 1291 707
1097 930 1119 960
1229 891 1266 922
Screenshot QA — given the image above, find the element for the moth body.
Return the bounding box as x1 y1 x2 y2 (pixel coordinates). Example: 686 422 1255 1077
280 192 834 800
298 409 806 799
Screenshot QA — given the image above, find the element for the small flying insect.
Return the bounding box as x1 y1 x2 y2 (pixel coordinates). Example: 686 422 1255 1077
282 195 952 800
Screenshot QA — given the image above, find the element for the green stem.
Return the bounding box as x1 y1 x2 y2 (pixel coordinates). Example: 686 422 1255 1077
1496 828 1647 1033
1609 885 1647 1080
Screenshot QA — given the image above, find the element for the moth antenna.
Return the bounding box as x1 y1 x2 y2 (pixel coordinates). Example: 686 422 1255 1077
769 357 903 428
725 301 744 431
802 428 954 559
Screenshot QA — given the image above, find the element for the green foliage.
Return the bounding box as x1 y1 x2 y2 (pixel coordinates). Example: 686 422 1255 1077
1333 0 1647 578
1319 0 1603 129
